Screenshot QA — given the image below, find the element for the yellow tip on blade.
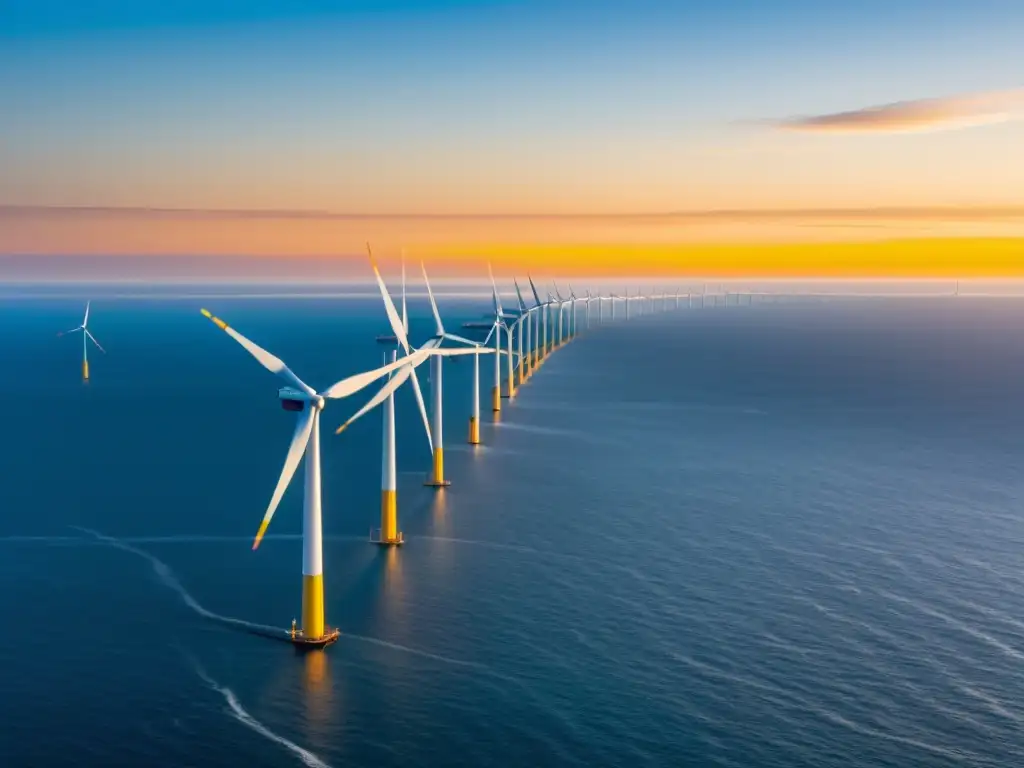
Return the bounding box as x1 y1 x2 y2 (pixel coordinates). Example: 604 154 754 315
252 519 271 550
335 421 351 435
200 308 229 330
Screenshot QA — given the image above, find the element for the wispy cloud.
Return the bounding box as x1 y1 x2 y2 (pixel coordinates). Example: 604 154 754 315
773 88 1024 135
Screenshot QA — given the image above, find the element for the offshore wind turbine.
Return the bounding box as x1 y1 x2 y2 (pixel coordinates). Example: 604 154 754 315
513 279 531 385
335 254 484 540
198 306 429 645
551 281 568 348
58 301 105 381
488 265 519 401
419 262 484 486
528 275 548 366
567 283 580 339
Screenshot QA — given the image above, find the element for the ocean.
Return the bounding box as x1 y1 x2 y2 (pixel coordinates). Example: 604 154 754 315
2 289 1024 767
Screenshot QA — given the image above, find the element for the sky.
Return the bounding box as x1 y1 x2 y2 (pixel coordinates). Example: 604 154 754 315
1 0 1023 278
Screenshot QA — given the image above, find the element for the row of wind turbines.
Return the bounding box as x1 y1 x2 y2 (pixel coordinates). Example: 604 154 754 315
58 255 744 647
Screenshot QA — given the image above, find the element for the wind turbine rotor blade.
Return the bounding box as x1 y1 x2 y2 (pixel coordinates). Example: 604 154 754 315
200 309 316 397
487 262 502 316
408 365 434 453
335 364 414 435
420 262 446 337
253 407 315 550
83 301 90 327
401 251 409 337
436 346 494 357
514 279 527 312
528 275 543 307
321 348 429 399
57 326 83 337
366 244 410 353
443 332 482 347
84 329 106 353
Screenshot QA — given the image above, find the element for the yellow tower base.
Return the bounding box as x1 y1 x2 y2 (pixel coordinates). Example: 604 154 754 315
468 416 480 445
518 362 525 386
82 360 89 381
371 489 403 545
492 386 501 412
424 447 450 487
301 573 325 640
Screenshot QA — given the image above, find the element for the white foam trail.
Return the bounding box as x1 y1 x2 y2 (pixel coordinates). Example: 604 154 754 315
77 527 497 674
185 654 332 768
72 527 285 638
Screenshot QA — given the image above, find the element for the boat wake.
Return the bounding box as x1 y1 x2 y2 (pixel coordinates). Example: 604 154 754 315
184 651 333 768
71 526 288 640
73 527 497 673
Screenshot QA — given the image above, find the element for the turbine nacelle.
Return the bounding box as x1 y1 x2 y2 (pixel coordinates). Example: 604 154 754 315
278 387 324 411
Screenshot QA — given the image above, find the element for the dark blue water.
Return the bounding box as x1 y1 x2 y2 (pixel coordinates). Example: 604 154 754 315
2 292 1024 767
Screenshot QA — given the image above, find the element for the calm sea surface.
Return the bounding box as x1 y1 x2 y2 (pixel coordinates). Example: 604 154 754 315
2 291 1024 767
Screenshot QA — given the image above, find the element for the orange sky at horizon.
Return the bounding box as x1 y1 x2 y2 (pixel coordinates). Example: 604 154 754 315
2 207 1024 279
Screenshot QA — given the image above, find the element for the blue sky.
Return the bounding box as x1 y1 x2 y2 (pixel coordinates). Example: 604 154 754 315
1 0 1022 220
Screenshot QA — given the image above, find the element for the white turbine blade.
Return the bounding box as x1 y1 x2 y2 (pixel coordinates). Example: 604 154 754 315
408 365 434 453
57 326 83 337
253 407 315 550
335 364 414 435
487 262 502 316
321 348 429 399
83 301 91 327
528 275 543 307
401 251 409 337
514 279 527 312
200 309 316 397
84 329 106 353
436 346 494 357
420 262 446 337
367 244 410 353
443 332 481 347
482 322 496 347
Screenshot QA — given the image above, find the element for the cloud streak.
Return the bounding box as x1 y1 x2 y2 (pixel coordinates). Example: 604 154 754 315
774 88 1024 135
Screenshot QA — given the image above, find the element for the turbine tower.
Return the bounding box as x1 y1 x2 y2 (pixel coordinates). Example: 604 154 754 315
528 275 547 367
488 264 518 401
513 279 531 385
58 301 105 381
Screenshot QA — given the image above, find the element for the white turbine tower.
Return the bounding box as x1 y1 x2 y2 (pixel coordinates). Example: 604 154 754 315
58 301 105 381
513 279 531 385
488 265 519 401
528 275 548 366
198 306 432 645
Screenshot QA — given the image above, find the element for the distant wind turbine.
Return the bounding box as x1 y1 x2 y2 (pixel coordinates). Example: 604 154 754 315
58 301 105 381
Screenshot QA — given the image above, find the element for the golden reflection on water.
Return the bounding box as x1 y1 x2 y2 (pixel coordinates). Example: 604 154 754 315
301 648 336 744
